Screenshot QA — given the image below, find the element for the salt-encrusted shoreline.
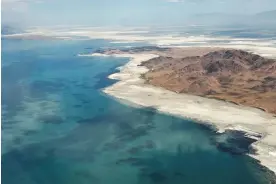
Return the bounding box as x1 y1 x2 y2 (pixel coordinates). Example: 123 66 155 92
86 52 276 174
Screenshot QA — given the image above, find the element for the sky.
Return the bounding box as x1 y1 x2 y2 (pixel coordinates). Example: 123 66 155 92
2 0 276 27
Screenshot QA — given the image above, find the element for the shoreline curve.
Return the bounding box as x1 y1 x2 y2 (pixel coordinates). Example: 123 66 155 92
87 52 276 174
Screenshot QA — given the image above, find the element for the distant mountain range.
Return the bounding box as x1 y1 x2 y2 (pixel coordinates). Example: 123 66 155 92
255 10 276 19
1 24 24 35
189 10 276 28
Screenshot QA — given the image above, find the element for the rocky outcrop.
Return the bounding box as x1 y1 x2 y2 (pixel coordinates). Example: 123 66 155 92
140 49 276 114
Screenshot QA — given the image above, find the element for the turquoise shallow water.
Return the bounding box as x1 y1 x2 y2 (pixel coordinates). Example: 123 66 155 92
1 39 275 184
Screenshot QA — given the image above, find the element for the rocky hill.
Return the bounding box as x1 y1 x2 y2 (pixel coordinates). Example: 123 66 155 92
140 49 276 114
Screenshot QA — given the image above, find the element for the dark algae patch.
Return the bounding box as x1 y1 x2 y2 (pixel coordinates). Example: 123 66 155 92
213 130 262 155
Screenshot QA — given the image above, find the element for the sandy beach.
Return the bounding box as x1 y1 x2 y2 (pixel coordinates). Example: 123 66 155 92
82 51 276 173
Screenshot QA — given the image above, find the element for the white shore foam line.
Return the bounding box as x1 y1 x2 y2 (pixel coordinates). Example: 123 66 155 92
84 52 276 173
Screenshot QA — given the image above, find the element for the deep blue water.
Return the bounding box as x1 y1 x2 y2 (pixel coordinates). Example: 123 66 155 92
1 39 275 184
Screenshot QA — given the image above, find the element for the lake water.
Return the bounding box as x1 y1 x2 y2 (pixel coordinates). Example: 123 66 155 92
1 39 275 184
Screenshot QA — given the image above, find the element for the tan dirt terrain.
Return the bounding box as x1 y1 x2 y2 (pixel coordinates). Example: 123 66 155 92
101 47 276 114
138 48 276 114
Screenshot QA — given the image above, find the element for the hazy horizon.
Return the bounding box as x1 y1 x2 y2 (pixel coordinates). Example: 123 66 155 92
2 0 276 28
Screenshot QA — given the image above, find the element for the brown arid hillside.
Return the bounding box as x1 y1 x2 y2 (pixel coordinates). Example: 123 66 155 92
140 49 276 114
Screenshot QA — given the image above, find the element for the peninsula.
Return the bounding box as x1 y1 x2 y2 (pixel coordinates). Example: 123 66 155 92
98 46 276 114
85 46 276 173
